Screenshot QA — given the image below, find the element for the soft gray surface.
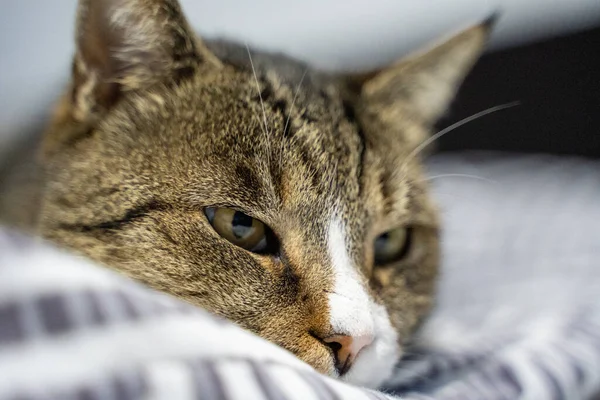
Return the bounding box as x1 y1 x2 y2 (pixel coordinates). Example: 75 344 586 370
431 152 598 327
388 152 600 399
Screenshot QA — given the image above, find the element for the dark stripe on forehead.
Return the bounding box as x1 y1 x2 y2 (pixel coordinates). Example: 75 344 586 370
379 169 394 215
299 145 326 193
342 100 367 193
259 84 274 102
235 165 261 191
250 73 295 140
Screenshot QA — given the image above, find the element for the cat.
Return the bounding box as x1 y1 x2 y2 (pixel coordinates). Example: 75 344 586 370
0 0 494 389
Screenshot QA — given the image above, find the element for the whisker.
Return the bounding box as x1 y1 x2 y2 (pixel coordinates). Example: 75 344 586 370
283 69 307 138
245 43 269 139
420 173 499 185
279 69 308 167
432 191 475 201
400 101 521 174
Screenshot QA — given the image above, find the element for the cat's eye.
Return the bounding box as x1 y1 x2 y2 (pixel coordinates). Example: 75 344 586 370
205 207 278 254
373 227 412 265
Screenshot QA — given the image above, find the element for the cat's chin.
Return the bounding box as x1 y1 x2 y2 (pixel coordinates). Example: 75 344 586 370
339 302 400 388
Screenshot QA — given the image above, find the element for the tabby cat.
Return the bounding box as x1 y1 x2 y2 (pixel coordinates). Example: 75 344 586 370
0 0 494 388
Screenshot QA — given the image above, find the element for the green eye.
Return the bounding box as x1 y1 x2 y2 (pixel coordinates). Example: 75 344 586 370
374 227 412 265
205 207 278 254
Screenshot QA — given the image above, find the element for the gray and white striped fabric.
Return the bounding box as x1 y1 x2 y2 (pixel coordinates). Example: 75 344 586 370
1 152 599 400
0 229 402 400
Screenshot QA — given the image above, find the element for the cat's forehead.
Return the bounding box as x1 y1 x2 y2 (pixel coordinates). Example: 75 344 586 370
102 42 414 230
184 67 367 215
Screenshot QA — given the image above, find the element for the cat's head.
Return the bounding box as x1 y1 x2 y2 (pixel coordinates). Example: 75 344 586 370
38 0 492 388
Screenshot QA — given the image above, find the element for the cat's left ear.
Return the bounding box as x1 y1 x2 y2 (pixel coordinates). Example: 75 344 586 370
68 0 220 123
345 17 496 130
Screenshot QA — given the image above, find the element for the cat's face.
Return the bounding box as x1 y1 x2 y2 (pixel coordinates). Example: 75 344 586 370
38 0 491 388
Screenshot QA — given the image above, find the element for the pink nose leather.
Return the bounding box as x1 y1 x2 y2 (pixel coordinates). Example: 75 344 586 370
323 334 374 375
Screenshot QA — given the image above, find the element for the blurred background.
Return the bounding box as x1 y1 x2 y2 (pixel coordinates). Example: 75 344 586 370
1 0 600 157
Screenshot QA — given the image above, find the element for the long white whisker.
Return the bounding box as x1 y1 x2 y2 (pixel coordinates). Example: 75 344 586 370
245 43 269 138
420 173 499 185
283 69 307 137
400 101 521 173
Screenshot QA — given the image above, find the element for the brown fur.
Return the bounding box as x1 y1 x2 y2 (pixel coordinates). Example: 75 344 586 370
0 0 492 379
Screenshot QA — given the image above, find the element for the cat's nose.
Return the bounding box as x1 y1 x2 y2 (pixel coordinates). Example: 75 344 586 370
322 333 374 375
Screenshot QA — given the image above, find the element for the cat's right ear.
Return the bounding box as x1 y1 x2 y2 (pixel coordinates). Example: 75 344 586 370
341 17 496 149
66 0 219 124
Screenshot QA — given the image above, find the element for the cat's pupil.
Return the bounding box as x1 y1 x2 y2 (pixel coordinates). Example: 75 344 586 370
375 233 389 251
231 211 254 238
373 227 411 266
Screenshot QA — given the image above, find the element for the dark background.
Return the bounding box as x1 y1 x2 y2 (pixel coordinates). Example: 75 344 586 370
435 26 600 158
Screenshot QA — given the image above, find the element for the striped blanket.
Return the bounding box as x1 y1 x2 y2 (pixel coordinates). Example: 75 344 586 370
0 228 398 400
